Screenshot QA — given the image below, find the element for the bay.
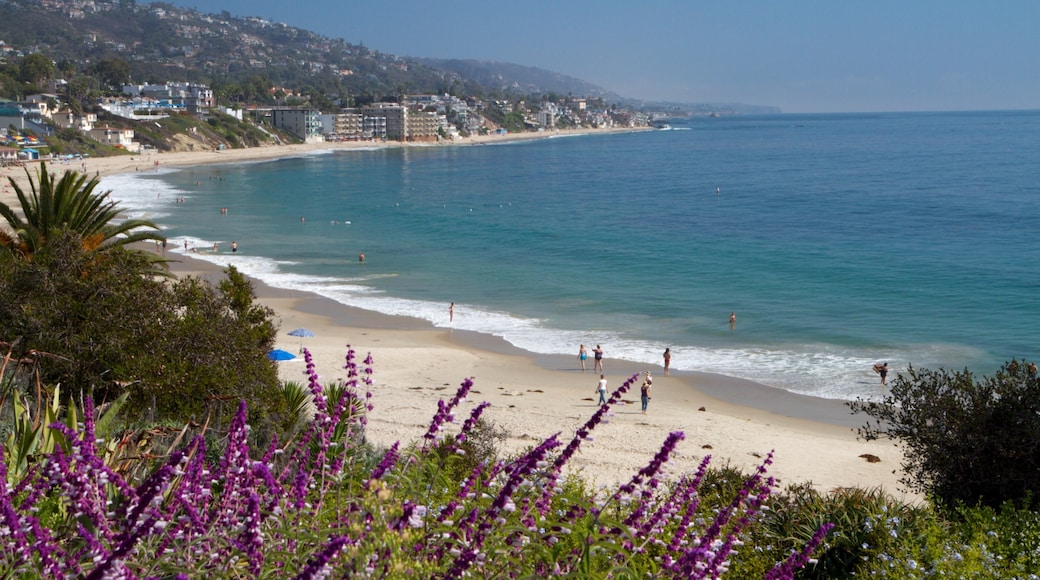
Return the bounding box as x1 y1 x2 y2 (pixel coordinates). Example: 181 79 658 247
104 110 1040 400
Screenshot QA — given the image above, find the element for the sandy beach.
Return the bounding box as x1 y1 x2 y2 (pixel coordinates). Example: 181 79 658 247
172 255 914 503
0 127 643 194
3 127 915 502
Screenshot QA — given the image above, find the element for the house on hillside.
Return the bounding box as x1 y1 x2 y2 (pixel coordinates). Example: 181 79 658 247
52 110 97 132
88 126 141 152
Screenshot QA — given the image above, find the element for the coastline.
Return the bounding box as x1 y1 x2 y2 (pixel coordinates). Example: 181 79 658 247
168 254 915 503
4 128 915 501
0 126 648 194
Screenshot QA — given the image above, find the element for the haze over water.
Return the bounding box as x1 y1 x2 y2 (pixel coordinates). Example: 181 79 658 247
104 110 1040 401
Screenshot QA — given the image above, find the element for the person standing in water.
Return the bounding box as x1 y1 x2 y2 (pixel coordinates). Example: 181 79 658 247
449 302 455 322
873 362 889 385
593 344 604 372
578 344 588 372
663 348 671 375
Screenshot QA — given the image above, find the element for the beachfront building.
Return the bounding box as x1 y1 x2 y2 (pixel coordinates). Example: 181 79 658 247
405 110 442 142
271 108 324 143
362 114 387 140
87 125 142 152
536 103 559 130
0 146 19 165
361 103 407 140
318 111 363 141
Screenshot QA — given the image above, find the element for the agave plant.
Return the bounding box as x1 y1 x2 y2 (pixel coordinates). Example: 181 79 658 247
0 162 162 258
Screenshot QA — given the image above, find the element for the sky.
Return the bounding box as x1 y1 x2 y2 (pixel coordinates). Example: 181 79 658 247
155 1 1040 114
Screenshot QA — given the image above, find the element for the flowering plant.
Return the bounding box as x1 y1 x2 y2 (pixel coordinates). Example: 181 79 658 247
1 346 829 578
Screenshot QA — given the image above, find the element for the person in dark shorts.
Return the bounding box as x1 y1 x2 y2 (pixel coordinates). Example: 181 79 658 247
873 362 889 385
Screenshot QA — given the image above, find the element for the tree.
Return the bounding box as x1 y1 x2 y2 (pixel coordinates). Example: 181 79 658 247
94 58 132 89
0 163 162 258
19 53 55 85
0 234 285 435
849 361 1040 510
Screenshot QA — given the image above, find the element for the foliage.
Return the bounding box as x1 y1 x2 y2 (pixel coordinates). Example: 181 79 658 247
0 349 830 578
0 234 282 436
0 162 162 258
483 106 528 134
849 361 1040 511
2 381 129 485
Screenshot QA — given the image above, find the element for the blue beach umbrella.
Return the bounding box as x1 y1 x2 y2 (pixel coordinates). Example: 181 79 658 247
267 348 297 361
288 328 316 351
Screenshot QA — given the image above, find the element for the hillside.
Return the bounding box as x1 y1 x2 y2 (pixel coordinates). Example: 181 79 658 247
0 0 592 104
0 0 775 115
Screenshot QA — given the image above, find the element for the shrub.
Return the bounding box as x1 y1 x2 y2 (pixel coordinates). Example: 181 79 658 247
0 348 830 578
0 235 282 434
849 361 1040 511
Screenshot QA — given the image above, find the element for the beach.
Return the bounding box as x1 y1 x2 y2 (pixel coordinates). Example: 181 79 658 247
169 261 914 504
0 127 644 194
3 127 916 502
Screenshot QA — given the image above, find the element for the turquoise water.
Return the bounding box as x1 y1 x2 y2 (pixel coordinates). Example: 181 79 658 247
104 111 1040 400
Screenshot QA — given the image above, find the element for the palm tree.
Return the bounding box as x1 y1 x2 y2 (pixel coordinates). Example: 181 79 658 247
0 162 162 258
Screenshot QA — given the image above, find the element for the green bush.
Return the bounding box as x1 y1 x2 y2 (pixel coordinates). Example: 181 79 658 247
0 235 282 439
850 361 1040 511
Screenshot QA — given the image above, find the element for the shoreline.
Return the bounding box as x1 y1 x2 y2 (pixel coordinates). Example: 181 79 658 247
5 130 915 500
168 254 914 502
1 126 649 194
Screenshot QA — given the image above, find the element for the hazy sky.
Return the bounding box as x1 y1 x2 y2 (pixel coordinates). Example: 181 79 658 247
156 0 1039 114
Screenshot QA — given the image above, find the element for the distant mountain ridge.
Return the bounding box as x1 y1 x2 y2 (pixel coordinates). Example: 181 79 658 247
0 0 778 114
416 58 623 100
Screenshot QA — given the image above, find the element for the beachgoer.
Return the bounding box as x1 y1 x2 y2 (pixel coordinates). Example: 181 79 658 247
578 344 588 371
183 240 188 251
596 374 608 405
1029 362 1038 380
449 302 455 322
663 348 671 375
729 312 736 328
359 252 365 263
641 372 653 414
212 242 218 253
231 241 238 253
593 344 604 372
161 238 167 254
873 362 889 385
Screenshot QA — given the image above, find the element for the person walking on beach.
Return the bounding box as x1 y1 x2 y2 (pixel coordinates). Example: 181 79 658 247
578 344 588 372
593 344 604 372
596 374 608 405
873 362 889 385
663 348 671 375
640 371 653 414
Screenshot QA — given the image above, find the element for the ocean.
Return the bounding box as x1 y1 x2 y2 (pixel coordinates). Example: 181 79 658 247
102 110 1040 401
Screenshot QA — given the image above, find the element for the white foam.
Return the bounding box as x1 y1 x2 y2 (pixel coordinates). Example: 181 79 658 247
100 169 959 403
